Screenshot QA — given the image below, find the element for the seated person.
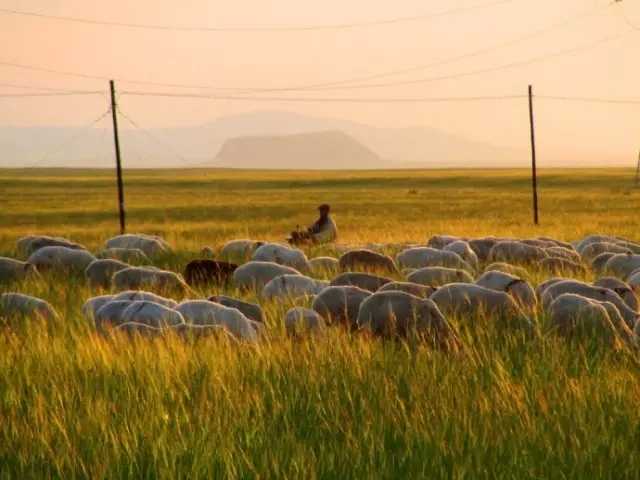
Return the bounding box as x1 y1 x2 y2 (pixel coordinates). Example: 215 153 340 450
288 204 338 245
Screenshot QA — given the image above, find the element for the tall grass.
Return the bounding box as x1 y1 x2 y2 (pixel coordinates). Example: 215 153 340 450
1 168 640 478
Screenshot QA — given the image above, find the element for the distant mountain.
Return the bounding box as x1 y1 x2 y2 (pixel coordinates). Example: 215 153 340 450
0 110 527 168
214 130 385 169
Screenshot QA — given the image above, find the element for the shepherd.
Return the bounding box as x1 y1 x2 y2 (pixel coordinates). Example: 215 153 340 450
288 204 338 245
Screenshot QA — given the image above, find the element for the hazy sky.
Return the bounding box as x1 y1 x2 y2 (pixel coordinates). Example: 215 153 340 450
1 0 638 165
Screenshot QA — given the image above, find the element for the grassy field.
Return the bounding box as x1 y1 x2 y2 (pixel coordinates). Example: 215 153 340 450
1 168 640 478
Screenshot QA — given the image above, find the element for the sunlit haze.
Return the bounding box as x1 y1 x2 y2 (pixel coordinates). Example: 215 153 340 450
1 0 638 167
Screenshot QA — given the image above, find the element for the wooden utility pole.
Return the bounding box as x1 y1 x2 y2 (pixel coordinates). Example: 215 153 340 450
528 85 539 225
109 80 126 234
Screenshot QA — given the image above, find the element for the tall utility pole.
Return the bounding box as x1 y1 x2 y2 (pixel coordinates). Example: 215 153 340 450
528 85 539 225
109 80 126 234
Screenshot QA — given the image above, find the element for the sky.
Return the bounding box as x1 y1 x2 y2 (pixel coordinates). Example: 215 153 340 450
0 0 638 167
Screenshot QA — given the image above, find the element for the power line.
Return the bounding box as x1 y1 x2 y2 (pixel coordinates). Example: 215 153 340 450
24 109 111 168
0 91 104 98
538 95 640 105
119 91 527 103
289 30 632 91
0 0 515 32
616 2 640 30
0 82 92 92
233 2 610 94
117 107 189 163
0 4 624 94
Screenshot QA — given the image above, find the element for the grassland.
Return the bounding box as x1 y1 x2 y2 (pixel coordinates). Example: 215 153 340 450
1 168 640 478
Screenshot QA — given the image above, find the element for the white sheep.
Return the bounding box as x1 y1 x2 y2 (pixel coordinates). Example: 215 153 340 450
252 243 310 272
603 254 640 279
262 274 328 301
85 259 129 289
396 247 472 271
430 283 531 329
488 241 547 265
443 241 479 270
540 280 637 330
548 293 633 342
17 235 85 256
284 307 326 338
105 234 170 256
233 261 301 290
175 300 259 342
96 248 150 264
0 257 39 283
407 267 474 287
112 266 189 294
112 290 178 308
312 285 371 329
0 292 58 322
475 270 537 312
82 295 115 321
120 301 185 328
329 272 392 292
27 246 96 273
357 290 453 343
218 239 264 262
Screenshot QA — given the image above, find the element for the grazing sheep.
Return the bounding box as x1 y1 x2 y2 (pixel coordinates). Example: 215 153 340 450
548 293 633 342
591 252 617 275
94 300 135 332
105 234 170 256
112 266 189 294
580 242 632 263
208 295 265 323
407 267 474 287
488 241 547 265
121 301 185 328
284 307 326 338
625 270 640 292
219 239 264 262
575 235 627 255
396 247 472 271
81 295 115 321
468 237 505 262
252 243 310 272
483 262 529 278
535 277 569 299
309 256 340 275
594 277 639 311
173 323 236 341
338 249 398 274
536 237 575 250
443 241 479 269
312 286 371 329
17 235 85 256
0 293 58 322
430 283 530 328
603 254 640 279
0 257 38 283
546 246 581 263
112 290 178 308
262 274 328 301
85 259 129 289
183 259 238 287
27 246 96 273
539 257 586 276
377 281 436 298
540 280 637 329
427 235 466 249
475 270 537 312
96 248 150 264
175 300 259 341
330 272 392 292
233 261 301 290
357 291 453 343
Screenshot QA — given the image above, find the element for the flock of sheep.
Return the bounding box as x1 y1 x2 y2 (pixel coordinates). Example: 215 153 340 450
2 232 640 346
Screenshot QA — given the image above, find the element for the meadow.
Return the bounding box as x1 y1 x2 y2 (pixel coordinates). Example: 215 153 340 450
1 167 640 478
